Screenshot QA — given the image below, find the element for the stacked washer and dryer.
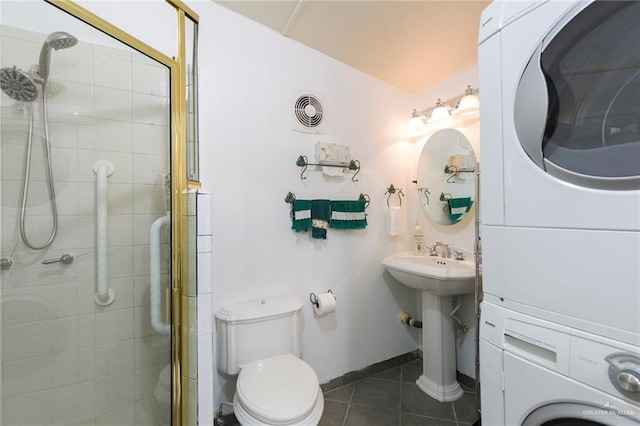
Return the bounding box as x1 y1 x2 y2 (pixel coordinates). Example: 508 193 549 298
478 1 640 424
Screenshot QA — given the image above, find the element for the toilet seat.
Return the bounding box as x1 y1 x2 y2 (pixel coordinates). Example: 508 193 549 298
234 354 324 425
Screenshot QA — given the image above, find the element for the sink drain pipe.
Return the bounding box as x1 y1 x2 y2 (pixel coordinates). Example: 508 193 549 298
399 312 423 329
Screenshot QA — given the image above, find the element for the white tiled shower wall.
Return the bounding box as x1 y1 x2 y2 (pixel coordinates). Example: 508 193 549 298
0 26 171 425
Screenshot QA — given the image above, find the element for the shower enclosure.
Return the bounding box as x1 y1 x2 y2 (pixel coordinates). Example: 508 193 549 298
0 1 191 424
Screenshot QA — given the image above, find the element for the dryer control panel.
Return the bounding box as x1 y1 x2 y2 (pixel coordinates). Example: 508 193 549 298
547 324 640 405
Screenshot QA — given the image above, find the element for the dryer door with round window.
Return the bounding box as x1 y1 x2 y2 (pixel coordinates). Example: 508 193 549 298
515 0 640 190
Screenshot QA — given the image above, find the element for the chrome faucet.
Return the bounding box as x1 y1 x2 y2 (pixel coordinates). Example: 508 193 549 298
430 242 450 258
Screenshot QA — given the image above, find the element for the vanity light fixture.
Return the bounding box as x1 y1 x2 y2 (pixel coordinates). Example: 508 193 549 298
426 98 453 126
407 109 427 136
406 85 479 136
454 85 480 118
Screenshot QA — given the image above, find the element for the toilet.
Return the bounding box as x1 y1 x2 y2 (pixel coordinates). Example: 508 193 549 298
216 296 324 425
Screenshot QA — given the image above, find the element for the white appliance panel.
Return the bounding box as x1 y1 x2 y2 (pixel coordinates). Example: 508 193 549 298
482 225 640 341
479 1 549 45
478 1 502 44
479 340 505 426
478 33 504 226
500 0 549 28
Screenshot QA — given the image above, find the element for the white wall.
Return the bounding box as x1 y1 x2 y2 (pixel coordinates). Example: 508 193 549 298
194 1 421 408
410 65 480 378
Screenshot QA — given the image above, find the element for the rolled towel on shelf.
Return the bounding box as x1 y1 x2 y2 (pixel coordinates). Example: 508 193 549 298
311 199 331 239
386 205 404 236
291 199 312 232
315 142 351 176
329 199 367 230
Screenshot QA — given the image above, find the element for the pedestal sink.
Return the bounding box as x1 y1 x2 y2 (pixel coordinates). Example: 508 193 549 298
382 250 476 402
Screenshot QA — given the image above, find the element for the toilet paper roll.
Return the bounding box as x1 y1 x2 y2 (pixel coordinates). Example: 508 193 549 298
313 292 336 316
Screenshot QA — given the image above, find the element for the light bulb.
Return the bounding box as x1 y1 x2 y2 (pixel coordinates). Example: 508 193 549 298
455 86 479 118
427 99 452 126
406 109 427 136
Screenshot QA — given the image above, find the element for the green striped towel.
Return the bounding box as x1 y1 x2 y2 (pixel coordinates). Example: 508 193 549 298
447 197 472 222
329 200 367 230
291 199 312 232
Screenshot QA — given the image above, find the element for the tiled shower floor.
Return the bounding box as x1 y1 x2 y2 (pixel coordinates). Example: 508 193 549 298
226 359 478 426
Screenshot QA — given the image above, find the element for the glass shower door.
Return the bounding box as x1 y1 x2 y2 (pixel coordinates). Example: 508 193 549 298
0 2 172 424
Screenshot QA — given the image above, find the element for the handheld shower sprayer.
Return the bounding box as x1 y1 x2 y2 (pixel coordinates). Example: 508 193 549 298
37 31 78 83
0 31 78 250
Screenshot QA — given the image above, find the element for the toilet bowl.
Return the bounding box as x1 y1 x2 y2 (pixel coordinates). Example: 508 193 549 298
233 354 324 425
216 296 324 425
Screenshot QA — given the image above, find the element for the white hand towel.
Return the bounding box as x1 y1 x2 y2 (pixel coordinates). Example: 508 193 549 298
386 205 404 237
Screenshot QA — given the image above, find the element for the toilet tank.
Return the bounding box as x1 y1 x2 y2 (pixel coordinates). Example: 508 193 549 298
216 296 304 375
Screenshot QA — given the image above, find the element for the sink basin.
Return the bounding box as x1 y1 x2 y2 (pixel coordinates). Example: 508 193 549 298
382 248 477 403
382 251 475 296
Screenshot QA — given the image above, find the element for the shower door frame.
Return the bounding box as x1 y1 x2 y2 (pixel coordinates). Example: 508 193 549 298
43 1 200 424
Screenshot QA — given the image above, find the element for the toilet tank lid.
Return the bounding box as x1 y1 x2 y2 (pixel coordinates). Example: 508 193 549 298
216 296 304 323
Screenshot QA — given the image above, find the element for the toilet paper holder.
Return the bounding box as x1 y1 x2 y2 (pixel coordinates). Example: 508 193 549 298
310 290 335 308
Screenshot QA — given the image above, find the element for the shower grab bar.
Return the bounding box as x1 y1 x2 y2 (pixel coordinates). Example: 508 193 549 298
94 160 115 306
150 213 170 335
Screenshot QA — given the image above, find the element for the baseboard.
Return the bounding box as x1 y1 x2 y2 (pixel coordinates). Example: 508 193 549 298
319 350 420 393
220 412 238 426
456 371 476 391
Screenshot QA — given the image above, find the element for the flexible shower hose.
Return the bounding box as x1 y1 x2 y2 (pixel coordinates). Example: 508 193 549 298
20 87 58 249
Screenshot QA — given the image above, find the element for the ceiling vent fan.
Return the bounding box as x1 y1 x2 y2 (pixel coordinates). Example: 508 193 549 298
291 91 328 134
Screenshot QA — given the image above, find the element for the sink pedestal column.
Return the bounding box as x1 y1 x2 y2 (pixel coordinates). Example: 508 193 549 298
416 291 464 402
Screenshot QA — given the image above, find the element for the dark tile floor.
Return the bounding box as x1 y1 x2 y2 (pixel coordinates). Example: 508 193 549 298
224 358 478 426
319 359 478 426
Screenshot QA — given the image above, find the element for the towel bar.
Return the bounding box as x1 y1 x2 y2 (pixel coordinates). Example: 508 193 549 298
285 192 370 210
296 155 361 181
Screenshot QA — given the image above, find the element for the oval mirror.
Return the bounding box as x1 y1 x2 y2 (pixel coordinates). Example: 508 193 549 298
416 129 476 225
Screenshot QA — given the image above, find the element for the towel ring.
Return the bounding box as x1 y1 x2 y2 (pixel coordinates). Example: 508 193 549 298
385 184 404 207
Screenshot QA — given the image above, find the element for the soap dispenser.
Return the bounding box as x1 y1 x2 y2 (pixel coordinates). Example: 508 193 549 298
413 220 425 256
